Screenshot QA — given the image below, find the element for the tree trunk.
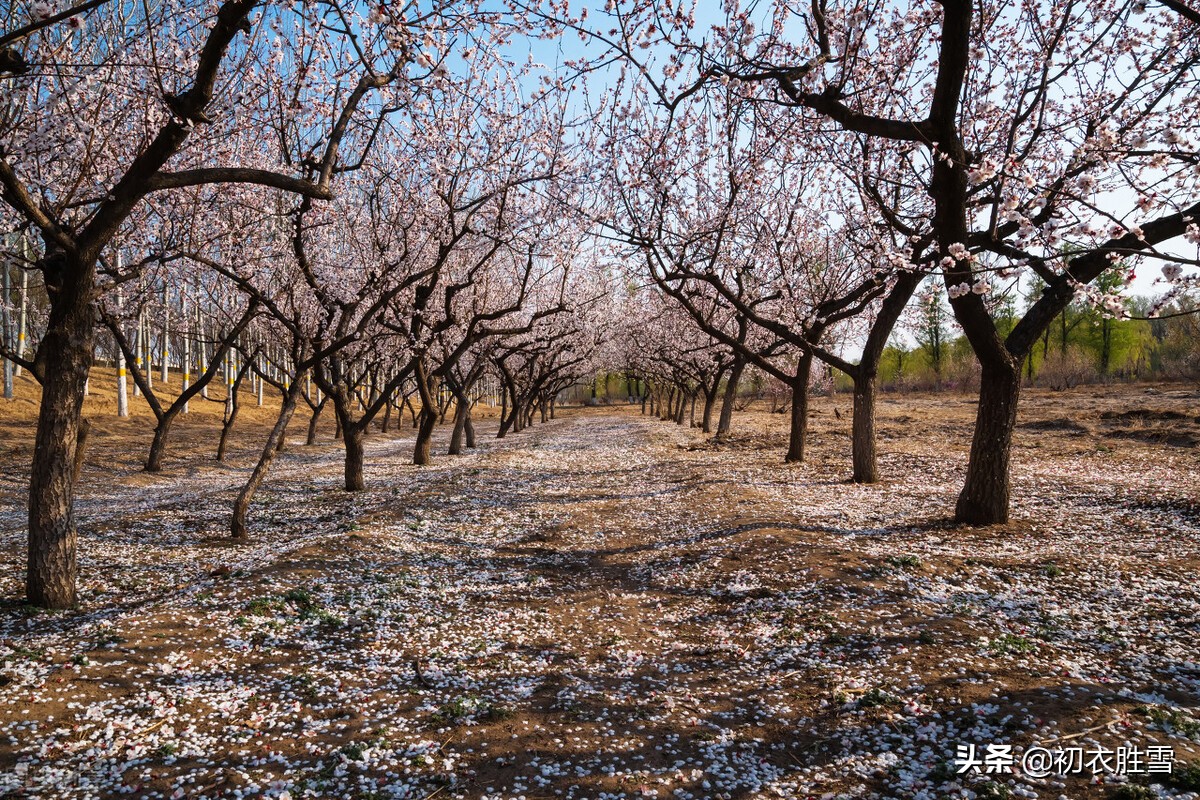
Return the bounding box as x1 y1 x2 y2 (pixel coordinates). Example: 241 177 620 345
700 382 719 433
306 398 324 445
231 383 300 539
26 252 95 609
850 371 878 484
72 419 91 485
449 400 469 455
146 410 179 472
344 425 365 491
216 373 246 463
465 416 476 448
955 358 1022 524
717 359 745 438
785 356 812 463
414 406 437 465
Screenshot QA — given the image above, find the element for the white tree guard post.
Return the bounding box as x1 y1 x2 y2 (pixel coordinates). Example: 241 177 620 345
15 237 29 378
224 349 234 422
181 294 191 414
2 259 13 400
132 307 143 398
160 286 170 384
143 310 153 393
115 284 129 418
197 303 209 400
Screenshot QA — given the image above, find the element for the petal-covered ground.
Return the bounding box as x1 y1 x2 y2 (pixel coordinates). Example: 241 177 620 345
2 387 1199 800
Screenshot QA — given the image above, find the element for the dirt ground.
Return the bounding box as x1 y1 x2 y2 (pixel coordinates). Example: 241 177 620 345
1 377 1198 800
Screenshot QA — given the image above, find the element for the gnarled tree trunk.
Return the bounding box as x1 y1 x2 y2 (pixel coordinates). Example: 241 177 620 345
850 371 878 484
955 357 1021 524
414 406 437 465
27 251 94 609
449 399 470 455
343 424 365 491
785 355 813 464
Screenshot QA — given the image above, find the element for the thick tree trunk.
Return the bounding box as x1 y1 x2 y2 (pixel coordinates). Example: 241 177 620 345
414 406 437 465
700 383 719 433
465 416 476 448
27 252 95 609
850 371 878 484
449 400 469 455
146 410 179 472
955 358 1022 524
344 425 365 491
785 356 813 463
231 383 300 539
717 359 745 438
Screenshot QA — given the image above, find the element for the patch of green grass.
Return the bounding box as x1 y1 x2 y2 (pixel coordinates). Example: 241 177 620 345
886 555 922 569
1166 762 1200 791
433 695 485 723
1138 706 1200 740
339 742 366 761
917 630 937 645
244 597 280 616
6 645 45 662
856 688 902 709
483 703 516 722
309 608 345 627
975 781 1012 800
294 673 320 699
1109 786 1156 800
988 634 1036 655
283 587 319 615
1040 562 1063 578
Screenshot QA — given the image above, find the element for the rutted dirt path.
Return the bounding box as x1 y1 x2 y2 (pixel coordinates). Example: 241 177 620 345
2 402 1200 800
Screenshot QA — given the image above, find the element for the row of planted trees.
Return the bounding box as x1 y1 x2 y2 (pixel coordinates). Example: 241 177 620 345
566 0 1200 520
0 0 615 608
2 0 1199 610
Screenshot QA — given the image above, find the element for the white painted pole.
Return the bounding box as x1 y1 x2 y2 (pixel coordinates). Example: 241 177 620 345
2 259 13 400
115 280 129 418
160 286 169 384
181 294 191 414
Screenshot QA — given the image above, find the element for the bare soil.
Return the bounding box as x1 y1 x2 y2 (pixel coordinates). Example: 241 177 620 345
1 380 1198 800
